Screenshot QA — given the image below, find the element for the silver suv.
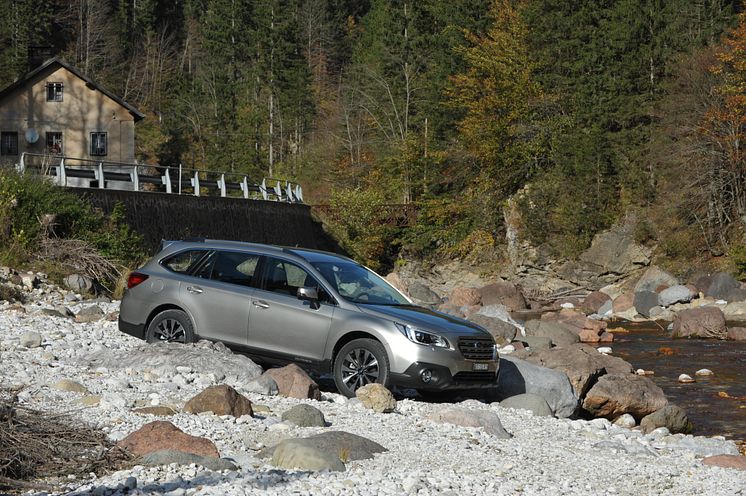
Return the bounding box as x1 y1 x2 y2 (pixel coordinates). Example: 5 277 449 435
119 239 499 397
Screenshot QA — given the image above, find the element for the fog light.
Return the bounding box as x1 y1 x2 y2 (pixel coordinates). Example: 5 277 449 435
421 369 433 383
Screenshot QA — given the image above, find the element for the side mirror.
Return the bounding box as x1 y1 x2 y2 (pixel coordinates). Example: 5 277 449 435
297 286 319 302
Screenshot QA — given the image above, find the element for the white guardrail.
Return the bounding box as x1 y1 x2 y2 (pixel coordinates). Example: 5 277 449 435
16 152 303 203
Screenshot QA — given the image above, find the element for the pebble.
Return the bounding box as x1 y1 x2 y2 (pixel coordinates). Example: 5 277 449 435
695 369 714 376
1 271 745 495
678 374 696 383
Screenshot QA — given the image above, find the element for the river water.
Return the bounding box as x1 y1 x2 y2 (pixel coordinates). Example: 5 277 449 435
610 322 746 440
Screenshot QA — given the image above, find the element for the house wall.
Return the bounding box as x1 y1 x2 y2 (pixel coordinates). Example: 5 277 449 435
0 65 136 170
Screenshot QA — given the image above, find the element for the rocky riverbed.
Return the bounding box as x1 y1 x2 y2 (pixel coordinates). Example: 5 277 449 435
1 273 746 495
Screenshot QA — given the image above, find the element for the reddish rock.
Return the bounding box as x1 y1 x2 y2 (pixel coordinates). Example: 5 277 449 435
449 287 482 307
385 272 407 293
658 347 677 356
728 327 746 341
686 284 700 297
582 374 668 420
478 281 527 311
578 328 601 343
654 284 670 293
599 332 614 343
693 275 713 294
511 341 526 351
703 455 746 471
612 294 634 313
117 421 219 458
263 363 321 400
184 384 253 418
671 307 727 339
581 291 612 315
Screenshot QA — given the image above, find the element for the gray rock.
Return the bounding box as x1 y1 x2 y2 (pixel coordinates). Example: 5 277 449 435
597 300 613 316
633 291 659 318
658 285 695 307
271 439 345 471
52 379 88 394
578 226 650 276
524 320 579 347
494 356 578 418
516 335 552 351
705 272 739 300
426 406 511 439
499 393 553 417
281 404 326 427
258 431 386 462
139 449 237 471
468 314 518 344
41 307 72 319
76 305 104 322
244 375 279 396
19 331 42 348
725 287 746 302
634 266 678 293
355 383 397 413
408 282 441 306
640 405 692 434
653 435 739 457
64 274 94 293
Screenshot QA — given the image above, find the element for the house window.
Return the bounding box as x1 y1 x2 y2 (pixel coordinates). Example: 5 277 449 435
46 82 63 102
90 132 107 156
1 132 18 155
46 132 63 154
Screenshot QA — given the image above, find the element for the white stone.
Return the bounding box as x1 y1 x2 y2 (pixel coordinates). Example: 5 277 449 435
560 302 575 309
613 414 636 429
597 347 612 355
695 369 714 376
678 374 695 383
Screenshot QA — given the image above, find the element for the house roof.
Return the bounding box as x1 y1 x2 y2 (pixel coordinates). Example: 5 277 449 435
0 57 145 122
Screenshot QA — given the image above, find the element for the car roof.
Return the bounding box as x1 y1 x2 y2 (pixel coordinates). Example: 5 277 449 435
160 239 356 264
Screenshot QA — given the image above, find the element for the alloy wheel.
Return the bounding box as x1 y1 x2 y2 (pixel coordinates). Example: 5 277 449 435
340 347 379 391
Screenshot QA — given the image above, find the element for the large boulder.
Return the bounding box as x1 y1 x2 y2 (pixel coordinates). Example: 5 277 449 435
468 314 518 344
577 227 650 276
634 291 660 318
524 344 634 398
705 272 739 300
658 285 696 307
523 320 579 347
426 406 511 439
408 282 441 306
259 431 386 462
63 273 94 293
640 405 692 434
494 356 578 418
541 308 607 343
263 364 321 400
723 302 746 322
140 449 237 471
117 421 219 458
582 374 668 420
581 291 612 315
725 287 746 302
671 307 728 339
499 393 553 417
183 385 253 418
478 282 527 311
727 327 746 341
355 383 397 413
634 266 678 293
271 439 345 472
281 404 326 427
449 287 482 307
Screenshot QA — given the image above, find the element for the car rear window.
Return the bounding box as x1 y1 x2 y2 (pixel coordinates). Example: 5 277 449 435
161 250 208 274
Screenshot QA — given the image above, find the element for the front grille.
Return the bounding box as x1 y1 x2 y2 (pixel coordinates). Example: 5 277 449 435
453 371 498 383
458 336 496 360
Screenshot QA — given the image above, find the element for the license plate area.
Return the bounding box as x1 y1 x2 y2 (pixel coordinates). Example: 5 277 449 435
472 362 489 371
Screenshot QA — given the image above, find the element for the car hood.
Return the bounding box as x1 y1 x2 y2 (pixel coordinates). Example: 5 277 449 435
357 303 492 339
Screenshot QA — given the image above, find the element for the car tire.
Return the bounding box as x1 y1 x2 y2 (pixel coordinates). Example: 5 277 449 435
145 309 195 344
333 338 390 398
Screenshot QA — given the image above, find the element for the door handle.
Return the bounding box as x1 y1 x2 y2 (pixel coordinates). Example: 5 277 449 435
186 286 203 294
252 300 270 309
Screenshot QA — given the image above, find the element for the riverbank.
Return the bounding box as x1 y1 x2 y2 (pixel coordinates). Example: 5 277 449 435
1 274 746 494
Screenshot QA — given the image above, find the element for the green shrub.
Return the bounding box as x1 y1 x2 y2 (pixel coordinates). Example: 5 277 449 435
730 243 746 281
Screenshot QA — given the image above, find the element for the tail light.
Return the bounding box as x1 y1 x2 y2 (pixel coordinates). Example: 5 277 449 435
127 272 149 289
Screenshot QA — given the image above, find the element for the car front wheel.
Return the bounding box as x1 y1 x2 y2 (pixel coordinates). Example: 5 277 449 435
333 338 390 397
145 309 195 344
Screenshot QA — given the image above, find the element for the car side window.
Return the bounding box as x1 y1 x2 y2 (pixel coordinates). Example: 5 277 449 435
210 251 260 287
263 257 331 302
161 250 208 274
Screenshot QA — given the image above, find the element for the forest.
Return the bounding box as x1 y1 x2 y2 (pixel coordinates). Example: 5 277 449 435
0 0 744 271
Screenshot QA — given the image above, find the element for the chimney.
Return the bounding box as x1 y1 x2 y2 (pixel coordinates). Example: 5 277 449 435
28 46 55 71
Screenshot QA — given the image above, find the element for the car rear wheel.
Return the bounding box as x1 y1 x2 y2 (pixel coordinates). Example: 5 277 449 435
333 338 390 398
146 309 195 344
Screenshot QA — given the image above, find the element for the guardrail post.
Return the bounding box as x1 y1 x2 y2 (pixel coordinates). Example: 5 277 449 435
162 168 172 193
57 158 66 186
17 152 26 174
240 177 249 199
295 184 303 203
260 178 268 200
97 162 105 189
130 166 139 192
274 181 282 201
217 174 226 197
191 171 200 196
285 181 294 202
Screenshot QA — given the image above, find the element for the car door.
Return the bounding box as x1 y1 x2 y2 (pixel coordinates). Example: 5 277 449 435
247 256 335 363
178 250 261 346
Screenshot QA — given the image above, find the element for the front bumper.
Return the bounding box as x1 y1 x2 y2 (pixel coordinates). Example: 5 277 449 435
389 361 499 391
119 316 146 340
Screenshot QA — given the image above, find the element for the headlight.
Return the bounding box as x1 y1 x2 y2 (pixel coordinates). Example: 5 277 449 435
395 323 450 348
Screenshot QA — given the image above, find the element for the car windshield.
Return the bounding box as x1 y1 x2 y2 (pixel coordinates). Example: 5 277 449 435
311 261 410 305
